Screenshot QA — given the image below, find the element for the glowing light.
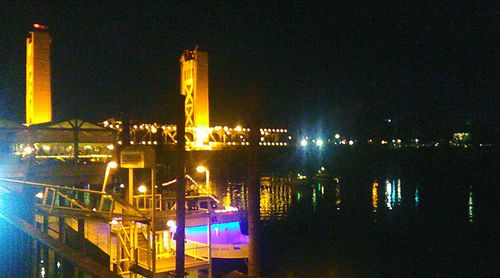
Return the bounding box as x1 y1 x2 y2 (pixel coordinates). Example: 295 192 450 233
300 139 308 147
106 144 114 150
193 126 210 146
316 139 323 147
41 145 50 151
167 220 176 229
33 23 48 30
23 146 34 155
214 206 239 213
138 185 147 193
108 161 118 169
119 183 125 188
35 192 44 199
235 125 242 132
348 140 354 145
196 165 207 173
334 134 340 139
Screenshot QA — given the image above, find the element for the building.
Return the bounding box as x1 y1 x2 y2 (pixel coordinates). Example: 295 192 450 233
26 24 52 125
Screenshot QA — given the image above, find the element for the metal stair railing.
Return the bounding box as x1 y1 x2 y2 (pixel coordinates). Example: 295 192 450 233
0 177 146 222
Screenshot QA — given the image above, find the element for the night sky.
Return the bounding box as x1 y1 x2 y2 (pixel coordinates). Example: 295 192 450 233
0 2 497 139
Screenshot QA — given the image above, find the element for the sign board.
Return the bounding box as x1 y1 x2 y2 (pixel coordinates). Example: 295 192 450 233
120 146 156 168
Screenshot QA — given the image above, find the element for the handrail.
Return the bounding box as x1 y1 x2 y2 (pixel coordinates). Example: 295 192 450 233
0 177 107 194
0 210 121 278
0 177 145 221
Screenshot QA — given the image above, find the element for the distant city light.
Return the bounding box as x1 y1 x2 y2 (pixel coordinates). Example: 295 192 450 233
138 185 147 193
300 139 308 147
316 139 323 147
334 134 340 139
348 140 354 145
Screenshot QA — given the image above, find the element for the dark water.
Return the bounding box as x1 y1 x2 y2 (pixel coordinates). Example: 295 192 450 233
211 148 499 277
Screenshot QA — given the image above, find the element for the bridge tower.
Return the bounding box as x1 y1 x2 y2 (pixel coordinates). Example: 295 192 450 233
26 24 52 125
179 48 209 145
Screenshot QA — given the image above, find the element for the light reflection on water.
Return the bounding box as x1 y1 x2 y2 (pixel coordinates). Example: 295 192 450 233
213 175 476 223
468 186 474 223
372 181 379 212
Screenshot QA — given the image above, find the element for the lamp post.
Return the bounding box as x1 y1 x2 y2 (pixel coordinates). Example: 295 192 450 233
101 161 117 193
196 165 210 195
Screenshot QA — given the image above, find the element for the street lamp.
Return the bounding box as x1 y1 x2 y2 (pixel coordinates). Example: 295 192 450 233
101 161 118 193
196 165 210 195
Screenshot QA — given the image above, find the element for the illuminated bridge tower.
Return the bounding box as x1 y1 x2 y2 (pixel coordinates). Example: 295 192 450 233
26 24 52 126
179 48 210 146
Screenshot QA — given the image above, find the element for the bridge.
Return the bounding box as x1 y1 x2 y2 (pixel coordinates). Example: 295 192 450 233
0 25 268 278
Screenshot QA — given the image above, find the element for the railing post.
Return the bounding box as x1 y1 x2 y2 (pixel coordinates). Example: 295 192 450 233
50 189 57 214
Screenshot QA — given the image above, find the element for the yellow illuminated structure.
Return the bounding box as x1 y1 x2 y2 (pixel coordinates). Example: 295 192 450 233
180 48 209 145
26 24 52 125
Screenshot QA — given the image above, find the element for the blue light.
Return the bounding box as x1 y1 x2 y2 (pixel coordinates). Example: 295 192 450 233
185 221 241 235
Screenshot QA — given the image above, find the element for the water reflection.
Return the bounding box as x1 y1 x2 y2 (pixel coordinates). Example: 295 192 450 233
312 187 317 211
382 178 402 210
415 184 420 207
385 179 393 210
215 175 477 225
372 181 379 212
468 186 474 223
396 179 401 204
260 178 292 220
335 182 341 210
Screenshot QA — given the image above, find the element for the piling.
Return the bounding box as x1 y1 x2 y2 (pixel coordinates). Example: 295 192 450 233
247 85 261 277
175 94 187 277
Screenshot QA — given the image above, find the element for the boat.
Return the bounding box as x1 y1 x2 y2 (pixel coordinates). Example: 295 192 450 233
163 177 249 259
